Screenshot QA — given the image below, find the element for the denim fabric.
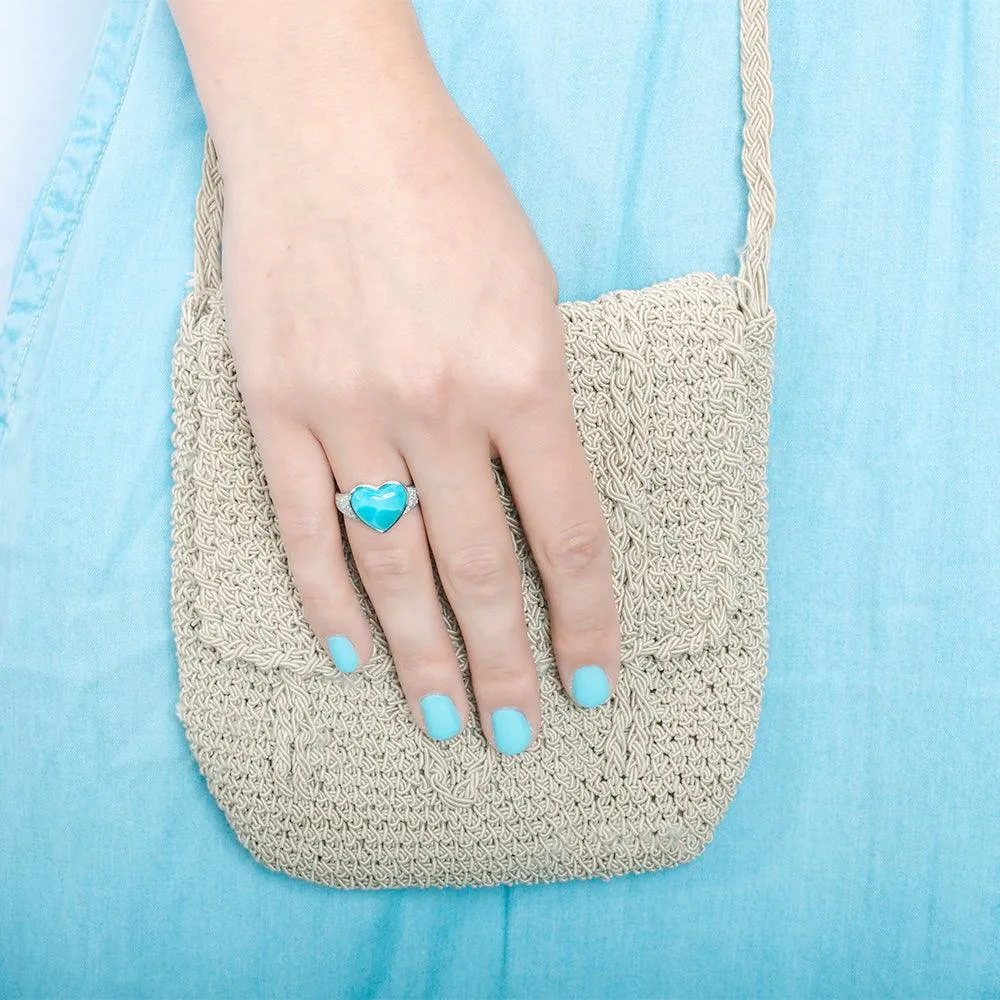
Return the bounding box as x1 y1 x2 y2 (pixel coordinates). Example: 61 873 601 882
1 1 998 997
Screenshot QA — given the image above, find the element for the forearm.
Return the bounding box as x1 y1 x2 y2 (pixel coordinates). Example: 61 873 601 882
167 0 456 178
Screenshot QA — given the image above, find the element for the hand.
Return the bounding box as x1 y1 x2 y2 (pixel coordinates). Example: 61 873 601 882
171 0 620 754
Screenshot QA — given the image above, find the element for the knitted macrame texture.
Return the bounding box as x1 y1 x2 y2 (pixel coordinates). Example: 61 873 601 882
169 0 776 889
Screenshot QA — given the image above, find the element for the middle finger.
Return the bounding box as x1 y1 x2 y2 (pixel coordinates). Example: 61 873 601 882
403 429 541 757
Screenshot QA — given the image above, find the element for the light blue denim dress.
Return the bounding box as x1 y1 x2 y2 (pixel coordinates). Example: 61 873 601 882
2 2 998 996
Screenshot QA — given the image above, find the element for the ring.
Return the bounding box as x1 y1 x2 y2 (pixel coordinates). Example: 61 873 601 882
335 480 420 534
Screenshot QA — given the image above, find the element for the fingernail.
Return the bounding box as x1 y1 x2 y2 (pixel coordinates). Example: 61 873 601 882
326 635 359 673
491 707 533 755
419 693 462 742
571 665 610 708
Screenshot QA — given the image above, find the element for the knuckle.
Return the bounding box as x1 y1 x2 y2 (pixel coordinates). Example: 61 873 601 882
442 543 511 599
540 520 610 578
354 544 416 590
278 503 330 548
298 595 338 633
295 579 355 621
498 358 552 413
237 359 287 407
557 612 614 650
294 580 336 610
474 656 534 691
303 364 365 413
393 368 459 427
321 378 366 414
396 647 458 682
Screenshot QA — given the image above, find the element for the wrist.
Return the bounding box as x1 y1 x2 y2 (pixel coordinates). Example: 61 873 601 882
170 0 457 179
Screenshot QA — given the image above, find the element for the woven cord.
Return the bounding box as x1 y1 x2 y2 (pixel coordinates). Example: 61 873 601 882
194 137 223 290
736 0 776 320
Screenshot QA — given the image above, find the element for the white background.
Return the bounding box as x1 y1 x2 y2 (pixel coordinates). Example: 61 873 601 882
1 0 110 300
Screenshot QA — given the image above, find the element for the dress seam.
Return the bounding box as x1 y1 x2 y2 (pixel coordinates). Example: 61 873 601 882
0 0 149 450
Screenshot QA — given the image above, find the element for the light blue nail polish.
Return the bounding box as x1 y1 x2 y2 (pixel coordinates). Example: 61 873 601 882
572 665 610 708
491 707 533 755
419 693 462 742
326 635 359 673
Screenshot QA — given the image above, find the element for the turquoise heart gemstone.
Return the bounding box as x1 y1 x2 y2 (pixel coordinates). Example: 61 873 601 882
350 482 408 533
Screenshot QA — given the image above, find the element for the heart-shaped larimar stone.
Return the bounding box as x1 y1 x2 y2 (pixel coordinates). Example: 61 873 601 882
349 482 409 533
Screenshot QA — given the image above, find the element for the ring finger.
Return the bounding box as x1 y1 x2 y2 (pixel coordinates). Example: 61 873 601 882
320 435 470 745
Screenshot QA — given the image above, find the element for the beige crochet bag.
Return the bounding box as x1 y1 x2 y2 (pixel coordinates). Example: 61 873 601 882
169 0 776 889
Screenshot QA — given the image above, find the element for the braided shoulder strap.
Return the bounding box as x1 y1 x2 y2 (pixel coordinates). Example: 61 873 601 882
737 0 776 319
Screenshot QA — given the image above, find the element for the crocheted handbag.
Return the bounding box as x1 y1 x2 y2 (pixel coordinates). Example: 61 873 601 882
169 0 776 889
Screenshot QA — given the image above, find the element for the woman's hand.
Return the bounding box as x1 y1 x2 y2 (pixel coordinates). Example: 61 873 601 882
170 0 620 754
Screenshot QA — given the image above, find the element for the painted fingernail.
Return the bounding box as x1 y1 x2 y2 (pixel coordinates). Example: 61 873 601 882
419 693 462 742
326 635 359 673
491 707 533 755
572 665 610 708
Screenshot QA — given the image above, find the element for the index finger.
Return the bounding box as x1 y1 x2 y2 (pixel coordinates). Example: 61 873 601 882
491 373 620 710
